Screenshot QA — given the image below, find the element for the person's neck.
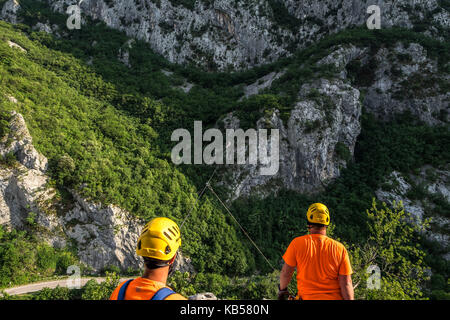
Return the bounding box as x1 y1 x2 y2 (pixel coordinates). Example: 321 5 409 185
142 266 169 284
310 229 327 236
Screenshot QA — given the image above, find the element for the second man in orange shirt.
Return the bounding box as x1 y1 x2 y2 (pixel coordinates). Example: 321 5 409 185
278 203 354 300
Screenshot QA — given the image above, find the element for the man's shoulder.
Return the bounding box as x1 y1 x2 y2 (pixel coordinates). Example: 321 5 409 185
289 235 308 247
165 292 188 300
109 279 131 300
326 237 347 250
293 234 309 242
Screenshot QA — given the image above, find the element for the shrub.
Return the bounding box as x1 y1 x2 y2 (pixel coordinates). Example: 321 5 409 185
335 142 352 162
81 272 120 300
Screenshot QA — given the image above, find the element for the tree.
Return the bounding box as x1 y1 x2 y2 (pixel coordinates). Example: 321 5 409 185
350 199 430 300
80 272 120 300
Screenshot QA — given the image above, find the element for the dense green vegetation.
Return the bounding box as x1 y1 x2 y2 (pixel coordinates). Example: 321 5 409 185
0 0 448 299
0 20 253 276
0 200 431 300
267 0 301 33
231 112 449 271
0 226 78 288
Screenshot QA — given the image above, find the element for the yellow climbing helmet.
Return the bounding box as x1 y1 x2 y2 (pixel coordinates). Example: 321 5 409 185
306 203 330 226
136 217 181 261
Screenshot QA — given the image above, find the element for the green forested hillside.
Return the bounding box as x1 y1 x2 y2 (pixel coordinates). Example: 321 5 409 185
0 20 253 277
0 1 449 299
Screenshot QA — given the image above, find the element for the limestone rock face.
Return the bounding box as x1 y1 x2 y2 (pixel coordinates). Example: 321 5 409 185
376 167 450 261
0 112 194 273
317 44 368 79
31 22 62 37
210 36 448 200
48 0 287 70
317 42 449 125
227 78 362 198
39 0 449 70
1 111 48 172
376 171 426 223
63 193 145 272
0 0 20 24
173 251 196 274
362 43 449 125
313 41 449 125
242 71 285 99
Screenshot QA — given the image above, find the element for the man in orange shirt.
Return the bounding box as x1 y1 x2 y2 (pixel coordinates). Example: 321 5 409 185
110 217 187 300
278 203 354 300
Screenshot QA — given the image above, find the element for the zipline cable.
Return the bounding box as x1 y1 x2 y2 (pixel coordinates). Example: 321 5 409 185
180 167 218 229
16 0 277 273
206 183 277 272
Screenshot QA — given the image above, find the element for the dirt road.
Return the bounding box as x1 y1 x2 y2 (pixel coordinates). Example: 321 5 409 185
1 277 133 296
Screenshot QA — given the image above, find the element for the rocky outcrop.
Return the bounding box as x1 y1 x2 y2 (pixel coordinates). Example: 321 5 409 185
0 111 194 273
189 292 218 300
31 21 62 37
0 112 61 244
376 171 427 223
0 0 20 24
312 41 450 125
47 0 286 70
242 71 285 99
7 40 26 53
221 37 448 197
117 39 134 68
173 251 196 274
38 0 449 70
1 112 47 172
283 0 448 30
62 193 144 271
317 44 368 79
376 167 450 260
361 42 449 125
227 78 361 198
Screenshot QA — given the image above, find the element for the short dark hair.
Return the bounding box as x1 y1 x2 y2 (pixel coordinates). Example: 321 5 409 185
143 256 172 269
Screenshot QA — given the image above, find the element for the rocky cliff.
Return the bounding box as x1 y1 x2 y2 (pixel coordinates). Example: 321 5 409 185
376 166 450 261
225 77 362 198
24 0 448 70
0 111 194 273
225 39 448 198
1 0 447 202
0 0 20 24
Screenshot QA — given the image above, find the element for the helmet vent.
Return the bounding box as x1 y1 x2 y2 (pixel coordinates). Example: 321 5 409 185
137 240 142 250
168 228 177 237
310 214 313 220
163 231 172 240
165 245 171 254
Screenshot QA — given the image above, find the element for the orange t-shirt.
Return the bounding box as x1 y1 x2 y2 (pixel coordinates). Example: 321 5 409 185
282 234 353 300
109 277 187 300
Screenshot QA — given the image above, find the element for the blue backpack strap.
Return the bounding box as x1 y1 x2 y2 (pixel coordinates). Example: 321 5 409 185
150 287 176 300
117 279 134 300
